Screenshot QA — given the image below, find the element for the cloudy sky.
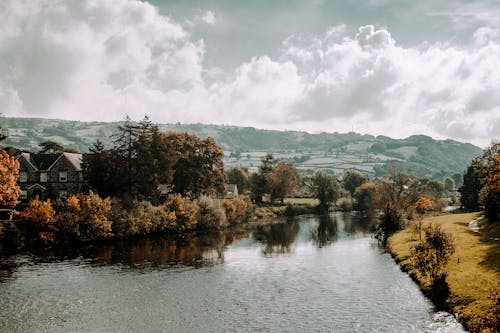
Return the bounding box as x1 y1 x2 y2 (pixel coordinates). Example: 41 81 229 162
1 0 499 147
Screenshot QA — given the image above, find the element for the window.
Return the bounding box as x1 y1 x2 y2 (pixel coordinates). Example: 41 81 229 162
19 171 27 182
59 190 68 199
20 190 27 200
59 171 68 182
40 172 48 182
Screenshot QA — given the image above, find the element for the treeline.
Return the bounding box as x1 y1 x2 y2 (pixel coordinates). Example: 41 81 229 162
459 141 500 221
84 116 225 201
0 118 254 250
1 192 252 249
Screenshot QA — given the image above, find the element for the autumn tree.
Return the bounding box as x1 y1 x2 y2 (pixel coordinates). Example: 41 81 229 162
342 170 368 196
162 132 225 198
459 141 500 213
84 116 225 201
21 197 56 245
0 150 20 207
480 154 500 221
266 161 299 203
353 181 381 212
308 172 341 212
226 167 250 194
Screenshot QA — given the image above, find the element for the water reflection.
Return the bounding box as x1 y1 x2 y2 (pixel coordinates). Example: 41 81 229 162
253 220 300 255
342 212 377 236
0 226 253 278
310 214 338 247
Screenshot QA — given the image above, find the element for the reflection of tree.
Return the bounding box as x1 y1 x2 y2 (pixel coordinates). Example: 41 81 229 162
253 220 300 255
311 214 337 248
342 213 377 236
94 229 251 269
0 227 254 279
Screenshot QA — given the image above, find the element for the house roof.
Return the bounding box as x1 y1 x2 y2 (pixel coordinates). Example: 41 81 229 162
62 152 82 171
17 152 83 171
17 152 38 170
31 154 61 170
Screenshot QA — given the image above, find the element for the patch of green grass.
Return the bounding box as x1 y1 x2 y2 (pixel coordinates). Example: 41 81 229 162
388 212 499 332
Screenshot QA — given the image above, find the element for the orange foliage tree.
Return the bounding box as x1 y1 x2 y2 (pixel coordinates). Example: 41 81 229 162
21 197 56 245
0 150 20 207
481 154 500 221
266 161 299 203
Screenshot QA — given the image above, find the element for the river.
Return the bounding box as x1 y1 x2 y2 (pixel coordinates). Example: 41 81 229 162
0 212 465 332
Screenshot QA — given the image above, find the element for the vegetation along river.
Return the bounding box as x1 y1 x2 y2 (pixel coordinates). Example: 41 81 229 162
0 213 465 332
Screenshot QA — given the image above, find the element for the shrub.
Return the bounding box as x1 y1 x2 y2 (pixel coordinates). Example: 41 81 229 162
336 197 353 212
410 223 455 283
163 194 199 231
21 197 56 245
56 191 113 242
110 200 155 238
197 196 227 229
222 196 253 224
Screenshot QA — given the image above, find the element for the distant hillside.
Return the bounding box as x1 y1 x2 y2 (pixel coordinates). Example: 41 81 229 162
1 117 482 179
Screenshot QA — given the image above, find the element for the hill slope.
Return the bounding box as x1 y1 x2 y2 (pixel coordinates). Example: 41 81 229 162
1 117 482 179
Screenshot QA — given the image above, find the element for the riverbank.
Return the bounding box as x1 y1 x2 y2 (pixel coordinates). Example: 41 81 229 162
388 212 500 332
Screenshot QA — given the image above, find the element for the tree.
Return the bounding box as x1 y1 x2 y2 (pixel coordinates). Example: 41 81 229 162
308 172 340 212
353 181 380 212
342 170 368 196
410 223 455 283
480 154 500 221
250 154 276 203
21 197 56 245
0 150 20 207
266 161 299 203
39 141 64 153
226 167 250 194
83 140 121 198
375 172 420 245
163 132 225 198
459 161 482 211
459 141 500 212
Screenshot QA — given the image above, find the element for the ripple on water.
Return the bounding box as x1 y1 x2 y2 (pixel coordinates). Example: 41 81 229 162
0 214 466 332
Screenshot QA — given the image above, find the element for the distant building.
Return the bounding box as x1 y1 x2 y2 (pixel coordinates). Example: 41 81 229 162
16 152 85 201
224 184 238 199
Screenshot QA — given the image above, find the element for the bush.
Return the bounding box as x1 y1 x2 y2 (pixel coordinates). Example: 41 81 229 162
337 197 353 212
410 223 455 283
56 191 113 242
21 197 56 246
163 194 199 232
222 196 253 224
197 196 227 229
110 200 155 238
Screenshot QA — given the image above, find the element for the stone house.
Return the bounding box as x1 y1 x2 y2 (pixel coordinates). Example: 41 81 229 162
224 184 238 199
16 152 84 201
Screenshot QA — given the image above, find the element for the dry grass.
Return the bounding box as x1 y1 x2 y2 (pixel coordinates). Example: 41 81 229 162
388 212 500 332
284 197 319 205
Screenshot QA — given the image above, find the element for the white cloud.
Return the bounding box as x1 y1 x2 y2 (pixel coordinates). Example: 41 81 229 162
201 11 216 25
0 0 204 121
0 0 499 147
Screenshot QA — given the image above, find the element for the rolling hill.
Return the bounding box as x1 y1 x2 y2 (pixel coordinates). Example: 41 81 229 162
0 117 482 179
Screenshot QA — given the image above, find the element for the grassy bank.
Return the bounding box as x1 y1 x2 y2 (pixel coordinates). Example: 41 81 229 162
388 212 500 332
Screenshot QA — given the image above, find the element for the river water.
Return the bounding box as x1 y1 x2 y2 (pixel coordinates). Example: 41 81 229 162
0 213 465 332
